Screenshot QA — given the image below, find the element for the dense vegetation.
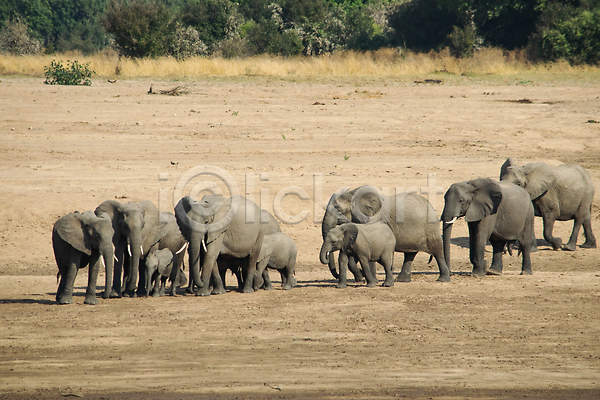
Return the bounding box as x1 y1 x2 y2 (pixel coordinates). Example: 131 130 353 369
0 0 599 63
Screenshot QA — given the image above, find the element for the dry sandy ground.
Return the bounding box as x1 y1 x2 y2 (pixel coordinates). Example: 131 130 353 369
1 76 599 399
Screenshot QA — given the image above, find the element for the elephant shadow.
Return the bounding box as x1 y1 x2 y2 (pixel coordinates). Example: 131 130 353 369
1 298 56 305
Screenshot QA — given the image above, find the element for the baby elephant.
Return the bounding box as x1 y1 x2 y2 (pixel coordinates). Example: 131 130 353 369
145 248 178 297
320 222 395 288
254 232 298 290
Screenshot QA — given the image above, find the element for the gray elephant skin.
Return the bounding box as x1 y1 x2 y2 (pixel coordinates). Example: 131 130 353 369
175 194 279 295
320 222 395 288
145 248 176 297
321 186 450 283
441 178 535 276
94 200 180 298
255 232 298 290
52 211 115 305
500 158 596 251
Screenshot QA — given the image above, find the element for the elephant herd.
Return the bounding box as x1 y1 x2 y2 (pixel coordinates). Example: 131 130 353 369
53 158 596 305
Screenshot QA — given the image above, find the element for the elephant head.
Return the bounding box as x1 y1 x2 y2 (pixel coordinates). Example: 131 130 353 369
440 178 503 268
500 158 556 200
321 186 383 278
320 224 359 265
145 248 174 295
174 195 236 290
53 211 115 303
95 200 168 296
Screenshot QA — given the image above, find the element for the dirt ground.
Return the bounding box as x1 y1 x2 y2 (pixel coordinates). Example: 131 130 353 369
1 75 599 399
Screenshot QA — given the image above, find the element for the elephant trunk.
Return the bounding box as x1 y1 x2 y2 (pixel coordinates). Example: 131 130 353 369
321 207 343 279
126 232 143 294
442 222 453 270
319 240 331 265
99 242 114 295
188 232 204 289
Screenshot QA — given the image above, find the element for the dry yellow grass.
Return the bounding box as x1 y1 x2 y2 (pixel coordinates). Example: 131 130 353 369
1 48 599 81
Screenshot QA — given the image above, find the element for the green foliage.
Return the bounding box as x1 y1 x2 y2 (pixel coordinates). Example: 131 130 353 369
103 0 174 58
344 6 386 51
179 0 240 50
0 18 43 54
388 0 464 51
244 17 303 56
534 5 600 64
171 24 208 59
44 59 94 85
447 24 477 57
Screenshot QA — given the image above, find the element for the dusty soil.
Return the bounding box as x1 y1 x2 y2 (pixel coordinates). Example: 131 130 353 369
1 76 599 399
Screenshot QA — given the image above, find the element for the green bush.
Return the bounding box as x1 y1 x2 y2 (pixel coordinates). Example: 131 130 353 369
44 59 94 86
447 24 478 58
103 0 174 58
534 6 600 64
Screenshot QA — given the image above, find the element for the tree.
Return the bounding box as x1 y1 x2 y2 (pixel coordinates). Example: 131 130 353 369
179 0 239 50
103 0 174 58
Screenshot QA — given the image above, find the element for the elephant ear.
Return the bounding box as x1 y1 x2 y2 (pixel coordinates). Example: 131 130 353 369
465 178 503 222
521 163 556 200
499 158 516 180
341 223 359 252
54 213 93 255
138 200 168 249
174 197 193 240
351 186 383 223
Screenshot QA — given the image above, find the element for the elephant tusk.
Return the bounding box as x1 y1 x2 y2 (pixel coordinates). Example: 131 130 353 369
446 217 458 224
140 245 144 256
113 254 118 262
127 244 132 257
176 242 188 255
202 238 207 252
101 255 106 270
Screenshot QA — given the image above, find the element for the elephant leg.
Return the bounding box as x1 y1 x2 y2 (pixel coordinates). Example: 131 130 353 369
581 216 597 248
337 251 349 288
110 244 125 298
468 222 487 276
241 249 260 294
369 261 377 282
487 240 505 275
253 259 268 291
261 270 274 290
137 259 148 297
520 241 533 275
210 261 226 295
348 256 364 283
58 252 81 304
160 278 167 297
395 252 416 282
84 254 101 305
542 213 562 250
169 264 179 297
562 216 583 251
380 252 394 287
358 255 376 287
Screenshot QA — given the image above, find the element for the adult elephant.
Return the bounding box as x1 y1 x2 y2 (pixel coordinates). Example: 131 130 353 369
95 200 170 298
500 158 596 251
175 195 277 295
52 211 115 305
321 186 450 283
441 178 534 276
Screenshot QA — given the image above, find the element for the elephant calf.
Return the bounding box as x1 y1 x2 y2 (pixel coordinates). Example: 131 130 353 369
254 232 298 290
146 248 177 297
320 222 395 288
